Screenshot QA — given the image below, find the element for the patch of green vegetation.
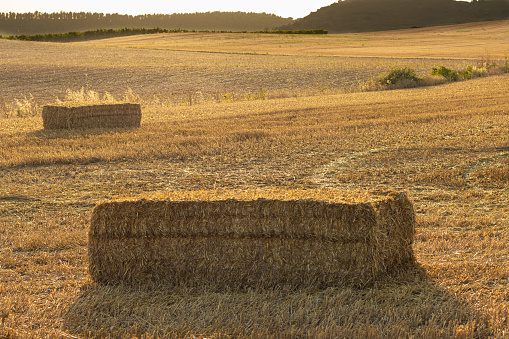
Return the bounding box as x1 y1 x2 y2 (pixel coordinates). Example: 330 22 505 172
369 58 509 92
431 59 509 81
0 27 327 43
462 65 486 79
378 68 419 87
431 66 460 81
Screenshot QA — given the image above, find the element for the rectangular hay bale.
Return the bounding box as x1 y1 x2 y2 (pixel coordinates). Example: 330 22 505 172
42 103 141 130
88 189 416 289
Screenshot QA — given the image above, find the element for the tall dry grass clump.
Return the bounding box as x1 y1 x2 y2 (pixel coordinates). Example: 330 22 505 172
54 87 125 107
89 189 416 290
0 95 40 118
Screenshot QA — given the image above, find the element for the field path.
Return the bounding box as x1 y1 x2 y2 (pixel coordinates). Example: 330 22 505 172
311 147 389 188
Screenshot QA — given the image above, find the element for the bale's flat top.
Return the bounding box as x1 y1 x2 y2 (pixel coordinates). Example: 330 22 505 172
43 103 140 109
105 188 397 205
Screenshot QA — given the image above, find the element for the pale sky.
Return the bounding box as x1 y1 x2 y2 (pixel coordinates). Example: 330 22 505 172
1 0 338 19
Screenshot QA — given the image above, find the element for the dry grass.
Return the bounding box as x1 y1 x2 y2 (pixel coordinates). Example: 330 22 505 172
1 22 509 338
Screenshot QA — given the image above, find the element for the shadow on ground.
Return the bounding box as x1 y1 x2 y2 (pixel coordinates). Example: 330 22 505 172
28 126 139 140
63 263 491 338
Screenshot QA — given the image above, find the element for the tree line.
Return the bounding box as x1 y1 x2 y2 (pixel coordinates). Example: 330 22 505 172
0 28 328 43
0 11 294 35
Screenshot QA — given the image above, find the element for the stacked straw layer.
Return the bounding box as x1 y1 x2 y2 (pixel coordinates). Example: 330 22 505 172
89 189 415 289
42 103 141 130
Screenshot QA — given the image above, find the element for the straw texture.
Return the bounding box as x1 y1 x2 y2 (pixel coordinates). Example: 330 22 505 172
42 103 141 129
89 189 415 289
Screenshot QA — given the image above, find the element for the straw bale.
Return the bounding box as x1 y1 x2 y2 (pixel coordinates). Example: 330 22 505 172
42 103 141 130
89 189 416 290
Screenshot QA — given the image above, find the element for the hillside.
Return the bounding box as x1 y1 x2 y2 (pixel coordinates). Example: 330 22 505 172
279 0 509 33
0 11 294 35
75 20 509 61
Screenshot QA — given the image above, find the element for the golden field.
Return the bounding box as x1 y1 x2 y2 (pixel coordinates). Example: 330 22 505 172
82 20 509 59
1 20 509 338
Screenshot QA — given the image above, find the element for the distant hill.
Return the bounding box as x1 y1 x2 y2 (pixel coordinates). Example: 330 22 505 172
278 0 509 33
0 11 294 35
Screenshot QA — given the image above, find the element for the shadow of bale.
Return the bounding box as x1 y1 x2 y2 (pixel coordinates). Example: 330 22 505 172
28 125 141 141
63 262 491 338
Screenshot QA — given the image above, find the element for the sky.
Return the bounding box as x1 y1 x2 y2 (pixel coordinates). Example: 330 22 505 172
1 0 337 19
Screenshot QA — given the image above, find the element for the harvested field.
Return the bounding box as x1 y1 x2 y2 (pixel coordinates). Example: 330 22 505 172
83 20 509 59
1 21 509 338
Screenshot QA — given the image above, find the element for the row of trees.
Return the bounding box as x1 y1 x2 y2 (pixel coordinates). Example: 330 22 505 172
0 12 294 35
0 28 329 43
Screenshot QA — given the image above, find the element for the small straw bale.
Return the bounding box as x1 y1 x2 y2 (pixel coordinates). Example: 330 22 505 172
89 189 416 290
42 103 141 130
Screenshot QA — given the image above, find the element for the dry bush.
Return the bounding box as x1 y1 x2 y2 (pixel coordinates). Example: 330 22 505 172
363 76 423 91
364 56 508 92
418 74 447 87
0 95 40 118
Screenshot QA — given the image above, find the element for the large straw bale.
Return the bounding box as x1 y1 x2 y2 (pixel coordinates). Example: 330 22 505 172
42 103 141 130
89 189 416 290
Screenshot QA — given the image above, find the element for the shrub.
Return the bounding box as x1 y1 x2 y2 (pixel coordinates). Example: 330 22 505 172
463 65 491 79
430 66 459 82
377 68 420 88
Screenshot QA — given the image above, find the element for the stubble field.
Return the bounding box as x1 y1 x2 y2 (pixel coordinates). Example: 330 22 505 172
1 20 509 338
